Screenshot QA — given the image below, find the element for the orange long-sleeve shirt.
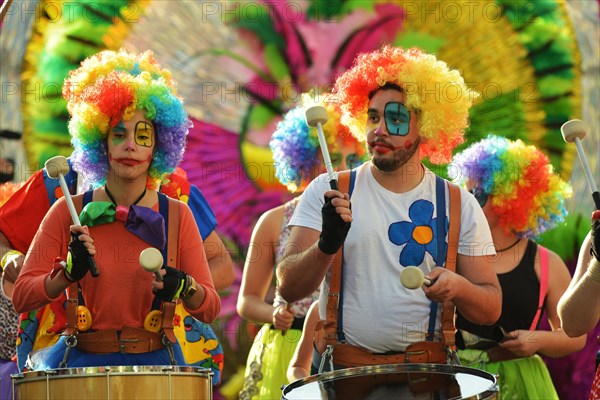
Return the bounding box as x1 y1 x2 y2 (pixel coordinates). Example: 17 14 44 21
13 194 220 329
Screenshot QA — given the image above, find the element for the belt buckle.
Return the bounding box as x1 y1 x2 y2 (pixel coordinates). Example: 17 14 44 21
119 338 140 354
405 350 425 363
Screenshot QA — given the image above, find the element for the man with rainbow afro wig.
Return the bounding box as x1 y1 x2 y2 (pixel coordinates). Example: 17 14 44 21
277 46 502 371
450 134 585 400
12 49 222 371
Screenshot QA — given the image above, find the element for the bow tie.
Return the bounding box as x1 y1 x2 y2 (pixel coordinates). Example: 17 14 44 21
79 202 166 249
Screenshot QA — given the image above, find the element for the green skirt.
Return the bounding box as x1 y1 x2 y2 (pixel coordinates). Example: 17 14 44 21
240 324 302 400
458 349 558 400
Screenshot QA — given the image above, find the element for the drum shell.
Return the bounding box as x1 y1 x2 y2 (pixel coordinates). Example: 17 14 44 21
12 365 212 400
282 363 498 400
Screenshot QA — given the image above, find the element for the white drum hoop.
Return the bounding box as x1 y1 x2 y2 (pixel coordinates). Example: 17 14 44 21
282 363 498 400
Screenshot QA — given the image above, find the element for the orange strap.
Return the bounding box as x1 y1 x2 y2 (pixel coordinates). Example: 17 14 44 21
163 197 180 344
64 195 83 336
324 171 351 343
441 182 461 348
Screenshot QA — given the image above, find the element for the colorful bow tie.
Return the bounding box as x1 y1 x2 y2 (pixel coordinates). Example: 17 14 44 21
79 202 166 249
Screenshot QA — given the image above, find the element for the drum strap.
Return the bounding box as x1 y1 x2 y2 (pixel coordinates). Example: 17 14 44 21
322 174 460 354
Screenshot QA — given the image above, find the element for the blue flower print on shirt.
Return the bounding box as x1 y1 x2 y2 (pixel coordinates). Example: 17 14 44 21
388 200 446 266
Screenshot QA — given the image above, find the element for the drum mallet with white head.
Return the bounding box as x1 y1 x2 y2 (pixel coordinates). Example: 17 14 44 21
305 105 338 190
400 266 433 290
561 119 600 209
44 156 99 277
139 247 164 282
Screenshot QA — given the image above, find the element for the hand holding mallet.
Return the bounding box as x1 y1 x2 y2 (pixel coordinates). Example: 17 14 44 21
561 119 600 210
305 105 338 190
400 266 433 289
44 156 99 277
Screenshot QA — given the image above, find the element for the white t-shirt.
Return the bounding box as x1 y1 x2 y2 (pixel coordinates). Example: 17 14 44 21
289 163 494 353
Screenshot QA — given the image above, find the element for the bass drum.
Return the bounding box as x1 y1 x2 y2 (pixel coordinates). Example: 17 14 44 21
283 363 497 399
12 365 212 399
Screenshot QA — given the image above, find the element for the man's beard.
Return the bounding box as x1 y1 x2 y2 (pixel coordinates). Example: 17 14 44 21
370 136 421 172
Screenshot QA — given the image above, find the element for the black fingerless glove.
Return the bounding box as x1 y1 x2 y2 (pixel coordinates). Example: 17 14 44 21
155 266 189 302
591 217 600 262
65 233 92 282
317 196 351 255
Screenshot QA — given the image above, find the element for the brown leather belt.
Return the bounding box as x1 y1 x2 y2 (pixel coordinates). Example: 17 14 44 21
332 341 447 367
74 327 165 354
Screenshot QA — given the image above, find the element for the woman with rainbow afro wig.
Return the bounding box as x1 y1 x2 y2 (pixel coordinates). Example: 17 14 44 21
333 45 478 165
238 95 366 399
450 134 585 400
63 49 190 188
12 49 221 371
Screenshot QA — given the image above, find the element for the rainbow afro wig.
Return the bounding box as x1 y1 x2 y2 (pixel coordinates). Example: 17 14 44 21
449 134 572 238
332 45 478 164
63 49 190 187
270 94 366 192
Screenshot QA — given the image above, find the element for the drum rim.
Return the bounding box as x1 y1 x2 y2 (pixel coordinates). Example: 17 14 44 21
282 363 498 399
12 365 213 381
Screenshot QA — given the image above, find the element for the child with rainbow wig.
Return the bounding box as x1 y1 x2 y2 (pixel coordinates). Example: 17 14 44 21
238 94 366 399
450 134 586 400
277 45 502 371
12 49 221 369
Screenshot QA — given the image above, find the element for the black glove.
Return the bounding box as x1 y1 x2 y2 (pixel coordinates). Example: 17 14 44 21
65 233 92 282
591 216 600 262
155 266 189 302
318 195 351 255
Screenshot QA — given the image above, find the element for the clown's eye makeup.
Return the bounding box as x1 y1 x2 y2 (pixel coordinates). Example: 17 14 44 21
135 122 154 147
384 102 410 136
110 121 127 144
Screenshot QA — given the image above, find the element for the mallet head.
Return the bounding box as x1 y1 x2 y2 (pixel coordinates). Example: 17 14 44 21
560 119 587 143
305 105 328 127
139 248 163 274
44 156 70 179
400 266 427 290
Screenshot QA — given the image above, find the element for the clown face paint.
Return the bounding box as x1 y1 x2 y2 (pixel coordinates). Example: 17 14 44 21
110 121 127 146
384 102 411 136
135 121 154 147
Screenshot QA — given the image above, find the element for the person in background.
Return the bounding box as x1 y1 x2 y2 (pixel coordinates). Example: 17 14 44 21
450 135 586 399
238 97 367 399
0 261 18 399
287 301 320 382
558 211 600 399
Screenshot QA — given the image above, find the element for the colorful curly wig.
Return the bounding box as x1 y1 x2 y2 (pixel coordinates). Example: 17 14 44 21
270 94 366 192
62 49 190 187
449 134 572 238
332 45 478 164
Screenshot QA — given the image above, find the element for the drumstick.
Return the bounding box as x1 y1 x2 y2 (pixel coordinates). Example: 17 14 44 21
305 105 338 190
400 267 432 289
139 247 164 282
560 119 600 210
44 156 99 277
